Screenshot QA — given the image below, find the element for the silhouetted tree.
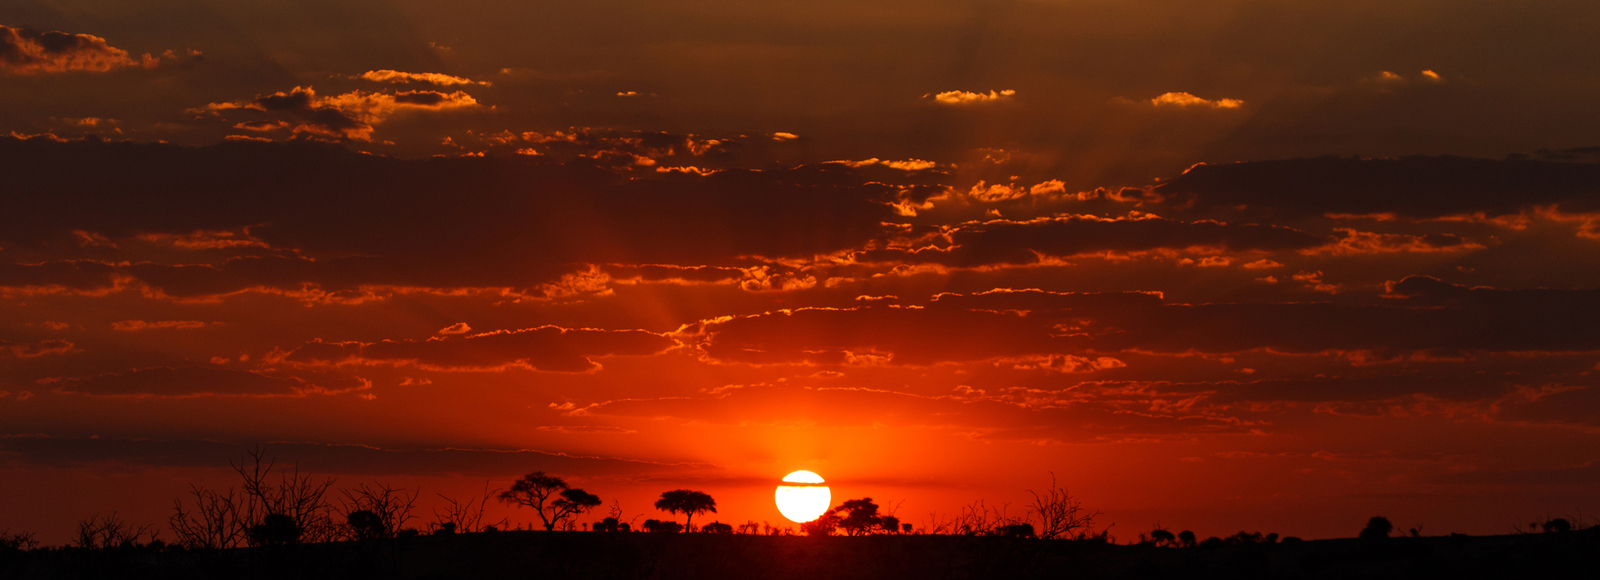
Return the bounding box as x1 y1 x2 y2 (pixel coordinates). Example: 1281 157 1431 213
655 489 716 532
1360 516 1393 541
0 530 39 552
340 483 417 540
499 472 601 531
1543 518 1572 533
702 522 733 534
1178 530 1197 548
901 523 913 534
75 512 157 550
595 517 620 532
834 498 882 536
1028 473 1101 539
1150 528 1176 547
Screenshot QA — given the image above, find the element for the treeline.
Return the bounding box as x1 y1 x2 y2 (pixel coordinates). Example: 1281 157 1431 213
1 449 1595 555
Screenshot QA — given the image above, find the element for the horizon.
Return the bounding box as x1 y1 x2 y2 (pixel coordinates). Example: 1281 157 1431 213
3 0 1599 547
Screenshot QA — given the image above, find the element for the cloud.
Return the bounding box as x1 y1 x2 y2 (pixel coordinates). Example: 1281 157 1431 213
1156 155 1600 220
1149 92 1243 109
932 89 1015 105
437 322 472 335
0 435 702 477
280 326 675 372
52 367 356 398
1 339 75 359
199 86 482 140
0 25 156 74
357 70 489 87
109 320 209 331
863 215 1322 267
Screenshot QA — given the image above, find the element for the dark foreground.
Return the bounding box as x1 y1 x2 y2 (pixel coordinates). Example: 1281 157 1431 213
4 529 1596 580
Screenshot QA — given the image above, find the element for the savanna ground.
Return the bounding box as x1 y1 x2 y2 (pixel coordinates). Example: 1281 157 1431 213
2 526 1595 580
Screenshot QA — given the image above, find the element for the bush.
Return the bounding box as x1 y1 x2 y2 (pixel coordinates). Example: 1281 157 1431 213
1360 517 1393 541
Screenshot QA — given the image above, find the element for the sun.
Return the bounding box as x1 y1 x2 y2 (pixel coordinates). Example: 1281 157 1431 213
775 470 832 523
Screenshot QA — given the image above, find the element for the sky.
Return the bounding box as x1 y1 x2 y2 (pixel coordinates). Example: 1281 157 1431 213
3 0 1600 543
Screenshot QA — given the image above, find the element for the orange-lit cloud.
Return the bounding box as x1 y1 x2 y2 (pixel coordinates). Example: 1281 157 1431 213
933 89 1015 104
1149 92 1243 109
0 25 157 74
358 70 490 87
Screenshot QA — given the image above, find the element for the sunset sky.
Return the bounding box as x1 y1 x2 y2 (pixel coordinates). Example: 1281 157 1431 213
4 0 1600 543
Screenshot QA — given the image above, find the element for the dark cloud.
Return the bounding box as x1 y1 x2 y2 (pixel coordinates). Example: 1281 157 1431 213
0 25 152 74
281 326 675 372
53 367 355 397
580 382 1246 441
0 138 900 295
0 436 701 477
1156 156 1600 220
862 215 1322 267
1430 462 1600 486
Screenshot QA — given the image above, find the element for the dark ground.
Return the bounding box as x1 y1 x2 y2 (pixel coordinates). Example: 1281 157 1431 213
3 528 1596 580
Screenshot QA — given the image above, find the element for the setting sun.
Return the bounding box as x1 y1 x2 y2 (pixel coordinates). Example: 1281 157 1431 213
775 470 831 523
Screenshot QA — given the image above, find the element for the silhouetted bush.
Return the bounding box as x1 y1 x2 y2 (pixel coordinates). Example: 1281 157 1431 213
1281 536 1303 543
802 513 841 536
75 512 158 550
880 516 901 534
1178 530 1197 548
1360 516 1393 541
0 529 39 552
248 513 300 547
1543 518 1572 533
642 519 682 534
346 510 384 541
1000 523 1036 538
433 522 457 535
595 517 620 532
1150 528 1176 547
701 522 733 534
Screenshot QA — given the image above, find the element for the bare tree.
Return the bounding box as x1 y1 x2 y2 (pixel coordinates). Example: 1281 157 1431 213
1027 473 1101 540
340 483 418 540
434 481 506 534
170 484 247 549
0 529 39 552
233 446 340 545
75 512 158 550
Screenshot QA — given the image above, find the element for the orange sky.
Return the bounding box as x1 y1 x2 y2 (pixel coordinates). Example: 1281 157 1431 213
3 0 1600 544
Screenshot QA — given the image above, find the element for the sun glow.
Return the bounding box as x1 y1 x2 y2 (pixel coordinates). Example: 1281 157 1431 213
775 470 831 523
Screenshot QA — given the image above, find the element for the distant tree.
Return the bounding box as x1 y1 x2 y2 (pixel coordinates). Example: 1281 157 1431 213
1027 474 1101 540
617 522 631 533
1150 528 1176 547
901 523 913 534
655 490 716 532
702 522 733 534
75 512 158 550
596 517 620 532
1543 518 1572 533
499 472 601 531
1199 536 1224 548
833 498 882 536
1177 530 1196 548
0 530 39 552
1000 523 1036 538
880 516 901 534
433 522 457 535
1360 516 1393 541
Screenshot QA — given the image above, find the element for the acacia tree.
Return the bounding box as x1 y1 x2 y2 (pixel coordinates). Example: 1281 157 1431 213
833 498 882 536
654 490 716 532
498 472 601 531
